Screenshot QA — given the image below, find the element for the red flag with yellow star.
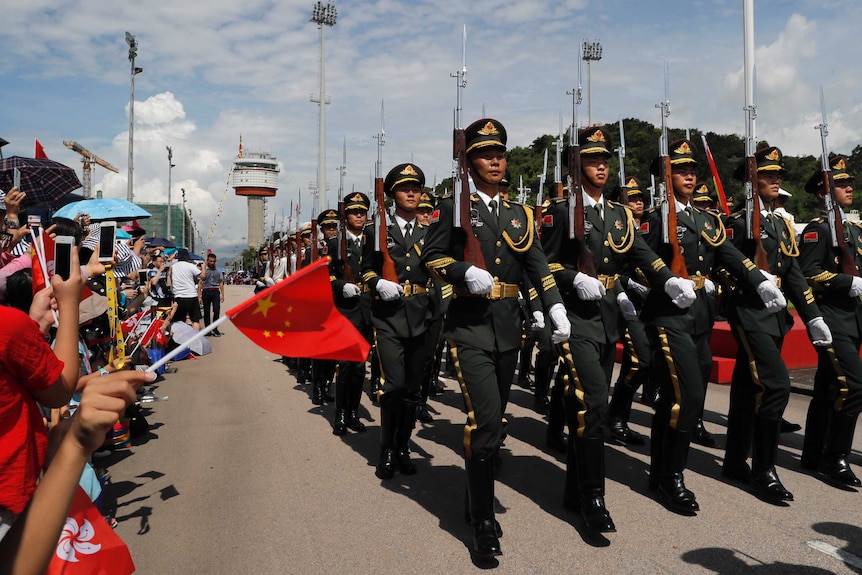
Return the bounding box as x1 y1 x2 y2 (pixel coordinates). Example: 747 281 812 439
226 258 370 361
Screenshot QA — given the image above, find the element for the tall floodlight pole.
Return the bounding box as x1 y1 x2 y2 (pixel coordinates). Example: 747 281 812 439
125 32 143 202
581 39 602 126
310 1 337 211
166 146 174 241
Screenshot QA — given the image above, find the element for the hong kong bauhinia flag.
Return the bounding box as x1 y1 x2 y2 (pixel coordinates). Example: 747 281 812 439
46 487 135 575
227 258 370 361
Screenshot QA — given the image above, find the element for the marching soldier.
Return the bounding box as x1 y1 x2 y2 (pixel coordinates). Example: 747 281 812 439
639 138 786 515
542 127 691 532
362 164 433 480
607 177 654 446
310 213 339 406
329 196 373 435
721 146 832 503
423 118 570 557
416 191 450 424
798 155 862 487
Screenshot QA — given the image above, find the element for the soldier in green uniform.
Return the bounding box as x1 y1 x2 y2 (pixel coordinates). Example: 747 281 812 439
721 146 832 502
607 177 654 446
423 118 570 557
416 191 451 423
798 155 862 487
361 164 432 480
639 139 786 515
329 195 373 436
542 127 691 532
310 213 339 406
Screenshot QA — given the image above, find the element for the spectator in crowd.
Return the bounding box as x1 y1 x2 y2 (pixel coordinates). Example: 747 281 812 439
199 252 225 336
169 248 204 330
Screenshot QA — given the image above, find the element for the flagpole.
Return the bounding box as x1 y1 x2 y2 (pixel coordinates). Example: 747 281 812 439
146 315 230 373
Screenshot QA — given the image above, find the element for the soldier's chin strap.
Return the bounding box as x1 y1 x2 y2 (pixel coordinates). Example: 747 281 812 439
104 264 126 368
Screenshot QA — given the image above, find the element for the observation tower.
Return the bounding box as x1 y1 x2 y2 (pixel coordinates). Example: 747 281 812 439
231 140 279 247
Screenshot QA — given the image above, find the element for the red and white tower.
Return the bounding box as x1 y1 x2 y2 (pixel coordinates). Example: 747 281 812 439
231 138 279 247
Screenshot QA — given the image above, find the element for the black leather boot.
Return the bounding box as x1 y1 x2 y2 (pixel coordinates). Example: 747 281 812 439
332 409 347 436
375 408 396 480
416 402 434 423
608 382 645 446
394 407 418 475
722 409 753 482
562 435 579 511
311 380 324 406
648 415 667 490
801 399 831 471
533 360 552 415
466 457 501 558
575 437 615 532
545 382 566 453
822 413 861 487
750 416 793 502
692 418 717 448
346 410 366 432
658 428 699 515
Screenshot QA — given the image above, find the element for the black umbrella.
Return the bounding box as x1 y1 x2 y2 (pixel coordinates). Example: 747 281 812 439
0 156 82 203
146 237 175 248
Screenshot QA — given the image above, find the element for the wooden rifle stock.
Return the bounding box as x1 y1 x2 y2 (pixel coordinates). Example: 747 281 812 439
454 128 486 268
661 156 689 279
824 170 857 276
745 155 769 271
375 177 399 282
567 145 596 276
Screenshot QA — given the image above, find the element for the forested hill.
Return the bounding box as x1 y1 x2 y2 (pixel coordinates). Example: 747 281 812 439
432 118 862 222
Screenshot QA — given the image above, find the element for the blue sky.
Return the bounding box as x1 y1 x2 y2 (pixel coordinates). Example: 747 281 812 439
1 0 860 259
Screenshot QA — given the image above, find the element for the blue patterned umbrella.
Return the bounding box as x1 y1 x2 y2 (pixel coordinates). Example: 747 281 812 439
53 198 151 222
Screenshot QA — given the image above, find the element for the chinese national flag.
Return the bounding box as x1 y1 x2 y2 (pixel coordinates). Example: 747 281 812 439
31 232 56 294
46 487 135 575
227 258 370 361
35 138 49 159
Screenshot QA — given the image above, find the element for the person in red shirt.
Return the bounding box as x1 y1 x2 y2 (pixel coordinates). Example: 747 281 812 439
0 246 85 530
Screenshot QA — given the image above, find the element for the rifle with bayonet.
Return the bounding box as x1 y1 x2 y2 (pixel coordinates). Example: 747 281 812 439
656 63 688 278
451 24 486 269
817 87 856 276
536 147 548 237
616 116 627 203
742 10 768 271
566 60 596 276
554 114 564 198
373 99 399 282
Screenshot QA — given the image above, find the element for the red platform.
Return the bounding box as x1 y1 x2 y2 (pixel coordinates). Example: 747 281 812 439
615 312 819 385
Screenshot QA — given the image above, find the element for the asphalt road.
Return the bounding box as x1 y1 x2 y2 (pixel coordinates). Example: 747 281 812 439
104 285 862 574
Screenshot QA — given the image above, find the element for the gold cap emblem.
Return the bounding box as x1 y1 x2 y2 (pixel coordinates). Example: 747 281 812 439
835 158 847 170
626 178 638 188
477 122 500 136
765 149 780 161
587 129 606 143
674 142 693 155
400 165 418 176
696 184 708 194
326 210 337 217
350 193 364 202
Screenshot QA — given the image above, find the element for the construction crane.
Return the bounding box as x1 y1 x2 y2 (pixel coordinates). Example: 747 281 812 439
63 140 119 198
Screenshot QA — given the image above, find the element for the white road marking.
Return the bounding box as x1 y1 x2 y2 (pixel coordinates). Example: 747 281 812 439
807 540 862 570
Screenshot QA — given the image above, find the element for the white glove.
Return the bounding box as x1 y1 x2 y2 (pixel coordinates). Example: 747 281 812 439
265 277 275 286
548 303 571 344
807 316 833 347
664 277 697 309
760 269 779 287
376 279 403 301
464 265 494 295
255 280 265 288
756 280 787 313
531 310 545 331
617 292 638 321
703 278 716 295
573 272 606 301
850 276 862 298
342 283 361 298
627 279 650 298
